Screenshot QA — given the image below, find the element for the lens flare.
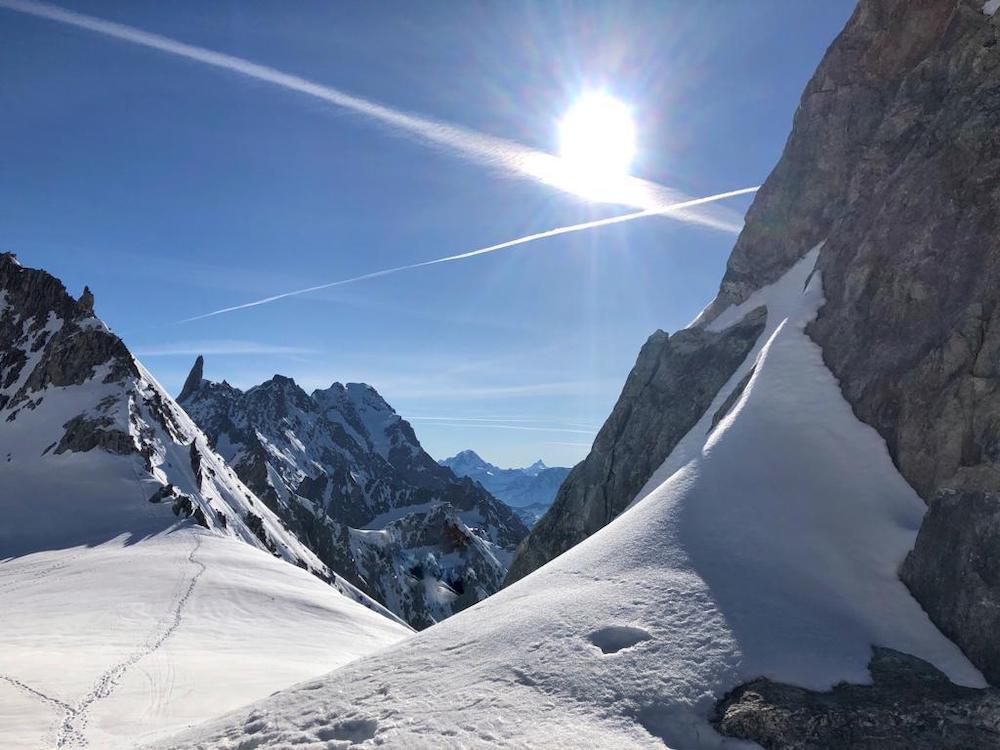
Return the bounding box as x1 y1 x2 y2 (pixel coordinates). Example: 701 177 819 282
560 93 636 178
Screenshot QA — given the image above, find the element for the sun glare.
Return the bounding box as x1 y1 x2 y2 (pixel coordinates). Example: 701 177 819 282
559 92 636 182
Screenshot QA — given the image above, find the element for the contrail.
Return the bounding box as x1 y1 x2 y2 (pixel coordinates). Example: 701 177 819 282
0 0 743 232
179 187 758 323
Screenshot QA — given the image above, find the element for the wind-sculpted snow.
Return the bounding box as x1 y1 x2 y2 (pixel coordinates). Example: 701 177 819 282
157 250 984 748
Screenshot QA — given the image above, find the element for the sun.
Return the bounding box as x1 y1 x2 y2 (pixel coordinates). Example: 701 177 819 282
559 92 636 181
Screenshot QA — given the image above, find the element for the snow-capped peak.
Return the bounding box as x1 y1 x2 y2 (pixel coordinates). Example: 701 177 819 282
179 360 528 628
525 459 548 475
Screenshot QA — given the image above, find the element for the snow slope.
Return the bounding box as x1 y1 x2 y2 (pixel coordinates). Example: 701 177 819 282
0 532 406 750
157 247 985 748
0 254 410 748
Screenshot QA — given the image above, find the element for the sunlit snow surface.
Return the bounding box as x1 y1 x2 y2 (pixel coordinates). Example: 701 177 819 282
0 310 410 747
0 532 407 749
157 247 984 749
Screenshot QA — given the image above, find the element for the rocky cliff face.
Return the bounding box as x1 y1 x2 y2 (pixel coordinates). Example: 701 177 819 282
179 362 528 628
901 490 1000 685
505 0 1000 693
506 306 766 584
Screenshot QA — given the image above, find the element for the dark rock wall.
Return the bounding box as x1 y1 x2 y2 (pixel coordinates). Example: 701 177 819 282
901 491 1000 685
707 0 1000 686
695 0 1000 508
714 647 1000 750
806 0 1000 501
0 252 137 419
793 0 1000 683
696 0 960 326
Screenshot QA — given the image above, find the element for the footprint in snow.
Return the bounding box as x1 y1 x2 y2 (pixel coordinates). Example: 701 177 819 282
588 625 652 654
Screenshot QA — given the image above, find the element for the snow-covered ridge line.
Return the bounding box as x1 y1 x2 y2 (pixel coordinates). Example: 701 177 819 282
629 242 823 509
155 244 984 749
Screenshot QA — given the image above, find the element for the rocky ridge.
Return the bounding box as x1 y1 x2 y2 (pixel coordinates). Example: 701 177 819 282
701 0 1000 687
0 251 395 620
509 0 1000 684
179 361 528 628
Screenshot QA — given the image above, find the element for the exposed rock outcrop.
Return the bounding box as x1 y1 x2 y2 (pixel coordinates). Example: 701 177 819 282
505 306 766 584
901 490 1000 686
55 414 134 456
178 354 204 402
714 647 1000 749
0 252 137 423
695 0 964 326
803 1 1000 501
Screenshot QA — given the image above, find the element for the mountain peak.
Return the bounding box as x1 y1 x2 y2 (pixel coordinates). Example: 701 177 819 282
441 450 494 473
77 285 94 315
179 364 527 628
344 382 394 412
250 373 308 399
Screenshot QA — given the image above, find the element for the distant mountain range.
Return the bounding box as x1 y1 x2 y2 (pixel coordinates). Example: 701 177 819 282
179 360 528 629
439 449 570 527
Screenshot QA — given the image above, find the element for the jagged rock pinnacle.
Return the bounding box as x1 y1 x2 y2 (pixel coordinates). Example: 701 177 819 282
179 355 205 402
77 286 95 316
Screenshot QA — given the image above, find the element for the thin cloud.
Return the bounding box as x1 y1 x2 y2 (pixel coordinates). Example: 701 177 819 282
408 416 602 433
408 416 599 428
134 340 316 357
387 379 618 400
2 0 750 231
179 186 758 324
415 422 595 435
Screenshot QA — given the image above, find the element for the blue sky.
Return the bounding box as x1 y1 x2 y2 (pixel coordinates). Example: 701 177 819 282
0 0 855 468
